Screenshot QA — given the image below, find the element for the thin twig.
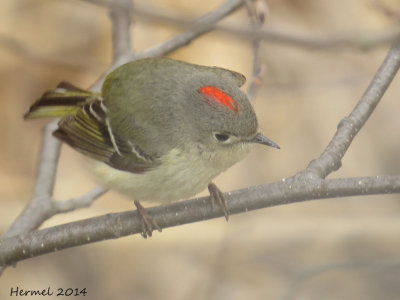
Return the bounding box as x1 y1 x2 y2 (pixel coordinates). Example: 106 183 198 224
91 0 246 90
140 0 246 57
3 120 61 239
83 0 400 51
109 0 133 60
245 0 268 101
306 40 400 178
4 3 400 72
3 0 135 239
5 0 134 237
236 26 400 50
1 175 400 267
52 186 108 214
0 0 135 276
0 185 107 273
2 185 108 238
135 5 400 50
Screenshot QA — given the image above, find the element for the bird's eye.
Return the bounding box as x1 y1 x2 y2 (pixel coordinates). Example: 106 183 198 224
213 132 230 142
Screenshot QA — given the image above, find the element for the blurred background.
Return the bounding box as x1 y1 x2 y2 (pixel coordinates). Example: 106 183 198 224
1 0 400 299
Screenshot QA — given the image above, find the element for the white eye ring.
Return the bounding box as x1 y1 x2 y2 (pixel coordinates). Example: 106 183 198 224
213 132 230 142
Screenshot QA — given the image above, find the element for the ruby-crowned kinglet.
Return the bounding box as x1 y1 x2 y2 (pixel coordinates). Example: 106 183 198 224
25 58 279 237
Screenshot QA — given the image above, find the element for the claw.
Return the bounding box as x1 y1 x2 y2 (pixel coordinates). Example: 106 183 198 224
208 183 229 221
134 200 162 238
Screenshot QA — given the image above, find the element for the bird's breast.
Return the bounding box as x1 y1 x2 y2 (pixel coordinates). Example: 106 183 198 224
89 148 225 203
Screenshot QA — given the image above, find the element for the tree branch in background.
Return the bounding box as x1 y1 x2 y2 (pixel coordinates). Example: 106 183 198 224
3 0 136 241
52 186 108 214
245 0 268 101
3 120 61 239
0 0 135 275
2 2 399 69
91 0 246 90
305 40 400 178
109 0 133 60
84 0 400 51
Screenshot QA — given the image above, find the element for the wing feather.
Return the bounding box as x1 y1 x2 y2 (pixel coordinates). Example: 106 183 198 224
55 99 157 173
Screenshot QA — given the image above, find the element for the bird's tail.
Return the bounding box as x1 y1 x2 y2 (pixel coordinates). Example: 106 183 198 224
24 81 98 119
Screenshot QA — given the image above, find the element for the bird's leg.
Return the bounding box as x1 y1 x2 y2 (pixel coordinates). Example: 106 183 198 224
208 182 229 221
134 200 162 238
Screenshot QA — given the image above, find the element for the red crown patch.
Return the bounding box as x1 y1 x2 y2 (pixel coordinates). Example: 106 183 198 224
198 86 238 113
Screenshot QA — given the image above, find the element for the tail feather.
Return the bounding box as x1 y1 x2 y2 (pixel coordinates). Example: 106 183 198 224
24 81 98 119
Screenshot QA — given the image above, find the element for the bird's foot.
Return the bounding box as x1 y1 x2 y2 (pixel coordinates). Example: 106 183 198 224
208 182 229 221
134 200 162 238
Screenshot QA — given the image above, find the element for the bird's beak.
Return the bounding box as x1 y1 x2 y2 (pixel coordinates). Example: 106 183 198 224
250 132 280 149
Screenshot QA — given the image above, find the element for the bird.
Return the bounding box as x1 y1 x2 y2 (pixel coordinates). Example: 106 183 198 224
25 57 279 237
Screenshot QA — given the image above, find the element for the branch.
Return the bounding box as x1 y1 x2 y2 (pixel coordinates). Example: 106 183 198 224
196 24 400 51
3 120 61 239
245 0 268 101
3 185 107 238
109 0 133 60
85 1 400 51
140 0 245 58
6 2 399 73
3 0 134 241
91 0 246 90
1 175 399 267
0 0 135 276
52 186 108 214
306 40 400 178
0 127 106 276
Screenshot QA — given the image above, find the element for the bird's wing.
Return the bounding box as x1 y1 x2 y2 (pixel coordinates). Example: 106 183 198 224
25 81 156 173
54 98 157 173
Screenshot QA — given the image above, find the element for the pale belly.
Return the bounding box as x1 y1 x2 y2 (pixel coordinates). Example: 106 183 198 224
91 159 215 202
89 145 251 203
